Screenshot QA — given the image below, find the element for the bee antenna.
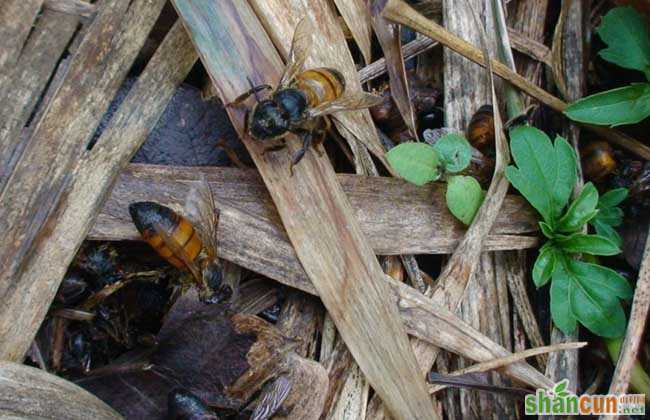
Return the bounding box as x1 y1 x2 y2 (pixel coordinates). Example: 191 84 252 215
247 76 262 103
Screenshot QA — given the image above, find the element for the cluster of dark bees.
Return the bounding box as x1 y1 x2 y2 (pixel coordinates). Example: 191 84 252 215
32 240 288 419
35 243 172 374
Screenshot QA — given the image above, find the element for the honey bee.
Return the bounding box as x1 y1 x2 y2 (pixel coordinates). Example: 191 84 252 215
581 140 617 182
129 178 236 304
466 105 494 151
228 18 382 170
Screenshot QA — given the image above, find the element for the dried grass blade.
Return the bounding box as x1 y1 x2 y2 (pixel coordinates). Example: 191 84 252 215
371 15 419 138
500 251 548 369
428 342 586 394
427 372 531 396
332 0 373 64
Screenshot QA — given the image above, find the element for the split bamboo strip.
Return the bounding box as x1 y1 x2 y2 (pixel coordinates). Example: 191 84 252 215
0 361 121 419
0 8 79 191
90 164 539 253
172 1 437 418
0 13 192 361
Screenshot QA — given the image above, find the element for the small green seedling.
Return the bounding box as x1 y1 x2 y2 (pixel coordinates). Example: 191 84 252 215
505 126 632 338
565 7 650 126
386 133 484 225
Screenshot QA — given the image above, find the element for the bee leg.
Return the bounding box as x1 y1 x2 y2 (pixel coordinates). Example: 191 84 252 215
312 117 331 157
215 138 248 169
227 84 272 107
313 130 327 157
260 138 287 156
290 131 313 175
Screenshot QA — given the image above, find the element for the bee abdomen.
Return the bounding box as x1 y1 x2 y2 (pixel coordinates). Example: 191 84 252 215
582 140 617 181
294 68 345 107
128 202 202 269
467 105 494 151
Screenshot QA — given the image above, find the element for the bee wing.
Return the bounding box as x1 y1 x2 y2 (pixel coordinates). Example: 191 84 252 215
184 176 220 259
153 225 202 281
250 376 292 420
278 18 313 89
305 92 383 119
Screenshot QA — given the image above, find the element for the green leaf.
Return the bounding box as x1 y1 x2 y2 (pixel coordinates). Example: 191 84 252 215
599 188 628 208
577 260 634 301
557 182 599 232
446 176 485 225
596 6 650 76
595 206 624 226
550 267 577 335
556 233 621 256
386 142 441 186
505 127 576 225
589 187 627 246
564 259 631 337
554 137 579 212
564 84 650 127
539 221 556 239
432 133 472 173
592 219 623 247
533 245 558 287
550 257 632 337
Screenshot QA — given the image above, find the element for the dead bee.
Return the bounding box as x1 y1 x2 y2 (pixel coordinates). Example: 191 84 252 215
228 18 381 171
167 389 221 420
129 179 236 304
69 331 92 372
466 105 494 151
77 243 122 286
55 270 89 305
582 140 617 182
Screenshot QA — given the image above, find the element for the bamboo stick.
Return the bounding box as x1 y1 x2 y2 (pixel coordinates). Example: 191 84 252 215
358 27 551 84
428 342 587 394
90 164 539 252
0 15 193 361
0 361 121 419
0 0 44 75
43 0 96 18
172 1 437 418
0 8 79 191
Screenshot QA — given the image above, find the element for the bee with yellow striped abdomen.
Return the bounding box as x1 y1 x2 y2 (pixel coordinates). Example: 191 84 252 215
128 178 236 304
229 18 382 171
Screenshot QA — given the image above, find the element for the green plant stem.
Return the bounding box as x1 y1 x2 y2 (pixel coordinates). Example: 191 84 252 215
606 337 650 402
488 0 525 120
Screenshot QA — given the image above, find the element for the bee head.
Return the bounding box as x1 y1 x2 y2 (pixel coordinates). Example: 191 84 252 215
200 260 233 304
249 99 290 140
